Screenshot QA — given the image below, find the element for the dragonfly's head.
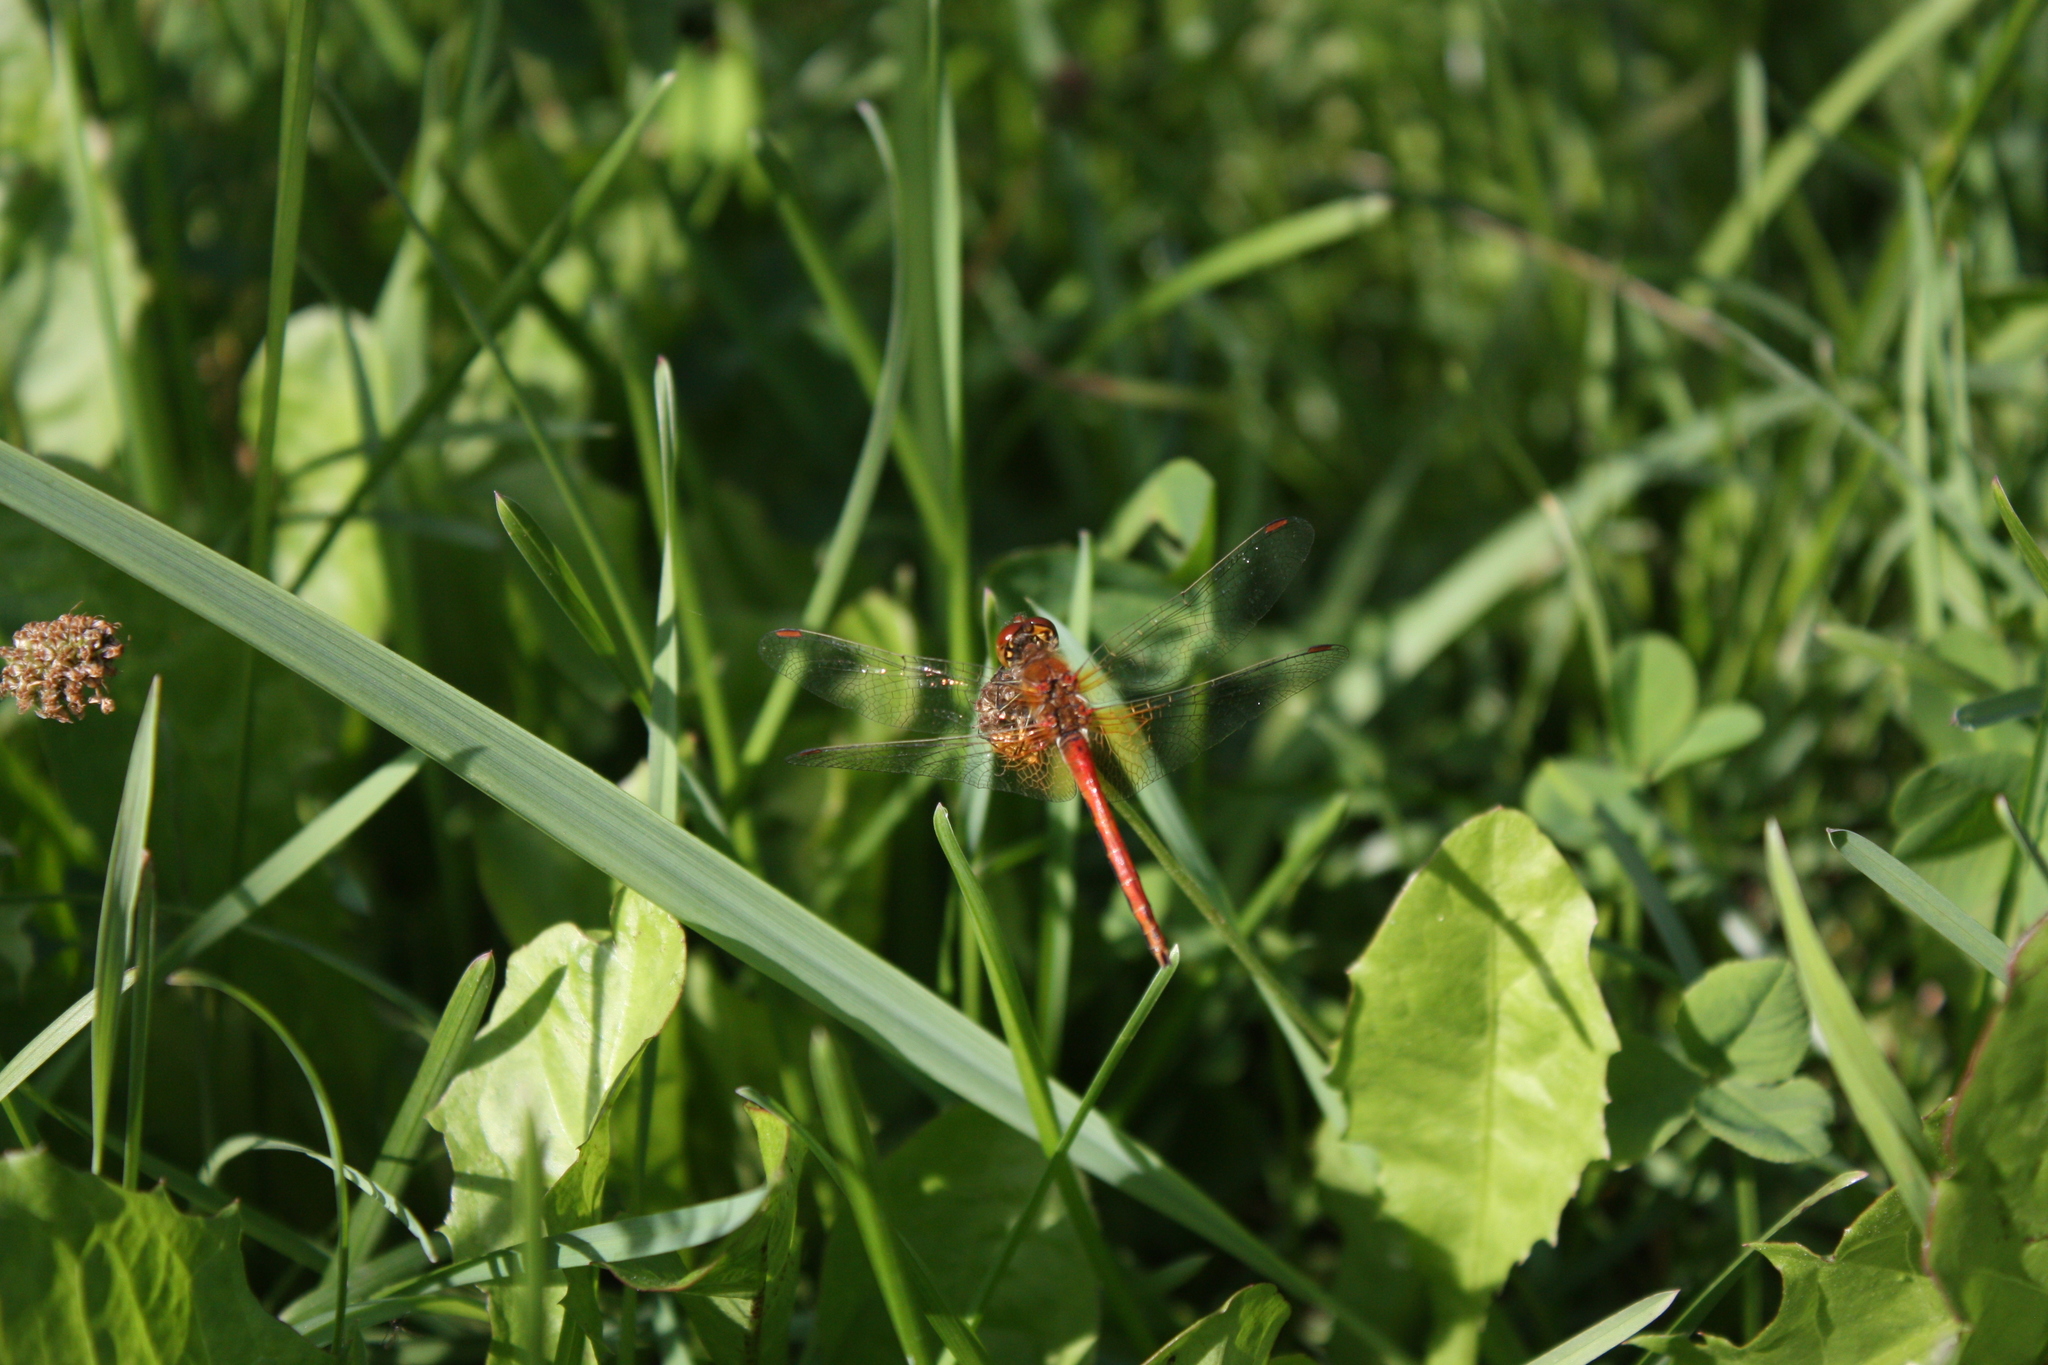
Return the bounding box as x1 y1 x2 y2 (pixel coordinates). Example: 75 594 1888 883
995 615 1060 665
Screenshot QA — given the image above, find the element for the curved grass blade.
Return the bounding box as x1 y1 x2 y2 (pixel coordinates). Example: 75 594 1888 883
90 676 159 1176
1992 476 2048 600
0 750 425 1109
1829 828 2009 980
1765 821 1934 1226
170 969 352 1350
496 492 649 713
1994 793 2048 887
1662 1169 1867 1338
1524 1289 1677 1365
0 438 1355 1334
200 1133 436 1262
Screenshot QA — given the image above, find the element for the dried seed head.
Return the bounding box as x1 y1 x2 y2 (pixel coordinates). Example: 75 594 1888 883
0 614 124 722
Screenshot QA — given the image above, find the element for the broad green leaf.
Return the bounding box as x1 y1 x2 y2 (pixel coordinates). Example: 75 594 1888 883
1830 829 2010 981
1605 1028 1704 1168
1138 1282 1291 1365
811 1106 1097 1365
239 305 393 640
1663 1171 1871 1338
1891 753 2031 859
1651 703 1765 781
1636 1189 1958 1363
1612 633 1698 776
0 1148 327 1363
1677 959 1809 1082
1692 1077 1834 1163
1100 457 1217 576
1928 925 2048 1364
429 895 686 1259
1332 809 1620 1294
0 442 1349 1327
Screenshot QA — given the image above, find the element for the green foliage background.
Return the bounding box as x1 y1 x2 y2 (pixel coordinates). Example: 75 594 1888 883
3 0 2048 1359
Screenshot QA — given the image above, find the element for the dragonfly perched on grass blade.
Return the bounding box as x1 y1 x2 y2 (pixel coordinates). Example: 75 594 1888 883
760 517 1347 965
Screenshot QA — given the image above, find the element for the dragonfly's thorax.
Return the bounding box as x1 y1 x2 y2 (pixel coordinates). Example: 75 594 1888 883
980 615 1094 753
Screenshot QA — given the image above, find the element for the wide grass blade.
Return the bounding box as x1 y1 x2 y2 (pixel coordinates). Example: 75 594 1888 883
0 749 425 1109
1953 685 2042 731
90 675 159 1176
171 969 353 1350
1764 821 1933 1226
1524 1290 1676 1365
1828 828 2009 981
247 0 325 571
0 438 1351 1326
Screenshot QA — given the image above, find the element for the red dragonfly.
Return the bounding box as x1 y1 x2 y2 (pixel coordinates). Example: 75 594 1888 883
760 517 1346 966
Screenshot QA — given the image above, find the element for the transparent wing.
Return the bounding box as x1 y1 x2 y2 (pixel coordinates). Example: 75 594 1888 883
1089 645 1348 798
758 629 987 734
786 730 1077 802
1082 517 1317 697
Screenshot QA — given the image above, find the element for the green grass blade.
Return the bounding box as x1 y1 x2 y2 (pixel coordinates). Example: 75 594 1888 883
50 11 172 516
0 750 423 1109
1524 1290 1677 1365
1663 1170 1867 1338
495 491 650 713
1951 685 2041 731
811 1027 937 1365
170 969 352 1350
969 949 1178 1320
326 951 493 1289
1991 477 2048 599
1596 805 1704 983
1692 0 1988 281
652 358 738 795
1811 623 1998 695
1829 828 2009 980
1238 791 1348 935
753 129 884 389
1038 534 1094 1052
933 804 1157 1351
247 0 325 571
200 1134 435 1262
322 86 653 696
0 438 1356 1326
1993 794 2048 890
1540 492 1614 708
90 675 159 1176
1078 195 1392 362
1764 821 1934 1226
740 106 911 772
119 859 155 1190
649 363 683 824
288 71 676 593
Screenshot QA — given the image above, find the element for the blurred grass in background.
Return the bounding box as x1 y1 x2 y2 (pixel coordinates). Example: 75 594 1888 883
3 0 2048 1358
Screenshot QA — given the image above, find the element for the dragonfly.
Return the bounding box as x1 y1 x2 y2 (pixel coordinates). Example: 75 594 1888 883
759 517 1347 966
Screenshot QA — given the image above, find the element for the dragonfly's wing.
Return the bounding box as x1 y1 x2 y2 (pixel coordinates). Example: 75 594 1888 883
787 730 1077 802
758 629 987 734
1083 517 1317 696
1090 645 1348 797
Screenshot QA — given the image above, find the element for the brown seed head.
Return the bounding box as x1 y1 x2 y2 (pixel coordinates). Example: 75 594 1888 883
0 614 124 722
